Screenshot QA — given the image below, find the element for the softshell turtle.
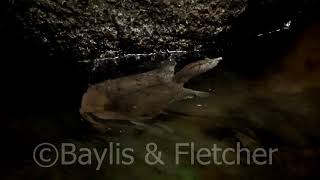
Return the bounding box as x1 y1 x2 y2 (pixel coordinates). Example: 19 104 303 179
80 57 222 131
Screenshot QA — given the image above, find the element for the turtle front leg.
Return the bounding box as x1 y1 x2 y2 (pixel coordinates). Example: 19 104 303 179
173 57 222 84
94 111 153 121
81 113 112 133
182 88 212 99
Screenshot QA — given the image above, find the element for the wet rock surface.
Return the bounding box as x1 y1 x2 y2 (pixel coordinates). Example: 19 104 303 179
12 0 247 60
3 0 317 80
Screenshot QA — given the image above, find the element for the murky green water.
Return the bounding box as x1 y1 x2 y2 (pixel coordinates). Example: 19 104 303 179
4 24 320 180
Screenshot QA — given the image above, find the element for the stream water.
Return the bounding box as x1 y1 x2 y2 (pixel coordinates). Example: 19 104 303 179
3 22 320 180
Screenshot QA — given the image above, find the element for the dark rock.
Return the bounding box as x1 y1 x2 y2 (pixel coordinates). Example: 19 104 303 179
2 0 318 80
12 0 248 62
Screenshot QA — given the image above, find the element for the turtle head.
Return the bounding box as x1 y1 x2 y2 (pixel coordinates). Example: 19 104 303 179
159 60 177 73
